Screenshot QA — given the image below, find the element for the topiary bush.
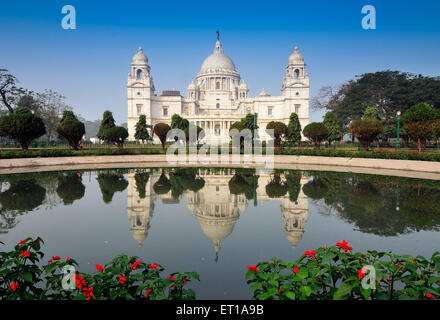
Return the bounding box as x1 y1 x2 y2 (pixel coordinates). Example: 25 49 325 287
303 122 329 149
0 107 46 150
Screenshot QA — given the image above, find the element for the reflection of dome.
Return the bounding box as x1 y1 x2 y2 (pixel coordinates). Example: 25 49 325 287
196 213 240 261
200 40 236 72
132 230 147 248
288 46 304 65
132 46 148 65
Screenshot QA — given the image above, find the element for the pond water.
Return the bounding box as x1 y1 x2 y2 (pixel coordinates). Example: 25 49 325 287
0 167 440 299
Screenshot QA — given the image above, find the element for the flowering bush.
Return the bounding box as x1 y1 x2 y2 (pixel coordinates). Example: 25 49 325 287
276 147 440 162
246 241 440 300
0 237 199 300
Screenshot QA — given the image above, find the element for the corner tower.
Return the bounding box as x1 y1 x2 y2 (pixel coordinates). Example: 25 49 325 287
281 45 310 131
127 46 155 139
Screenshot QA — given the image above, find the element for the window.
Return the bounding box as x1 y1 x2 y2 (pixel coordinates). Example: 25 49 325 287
216 82 220 89
137 91 141 96
216 186 219 192
294 69 300 79
295 104 300 115
136 69 143 79
163 107 168 117
136 104 142 115
268 107 273 116
216 103 220 109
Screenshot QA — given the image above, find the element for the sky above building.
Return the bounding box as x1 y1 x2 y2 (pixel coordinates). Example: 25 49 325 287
1 0 439 124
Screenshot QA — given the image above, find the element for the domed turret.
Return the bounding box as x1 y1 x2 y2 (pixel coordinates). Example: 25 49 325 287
288 46 304 65
132 46 148 65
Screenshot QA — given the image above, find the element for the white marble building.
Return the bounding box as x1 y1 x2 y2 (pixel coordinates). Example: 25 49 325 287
127 35 309 143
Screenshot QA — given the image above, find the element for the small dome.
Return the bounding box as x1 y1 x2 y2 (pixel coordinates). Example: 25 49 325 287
132 46 148 65
188 80 197 90
258 88 270 97
239 80 248 89
200 40 236 72
288 46 304 65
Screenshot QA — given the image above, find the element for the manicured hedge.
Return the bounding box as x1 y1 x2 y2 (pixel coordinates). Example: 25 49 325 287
0 148 164 159
276 148 440 162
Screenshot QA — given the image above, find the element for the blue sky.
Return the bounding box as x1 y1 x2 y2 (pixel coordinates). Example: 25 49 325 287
1 0 439 124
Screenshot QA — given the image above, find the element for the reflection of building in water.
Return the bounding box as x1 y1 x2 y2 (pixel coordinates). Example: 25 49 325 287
255 174 309 249
186 169 247 261
126 173 155 247
126 170 309 251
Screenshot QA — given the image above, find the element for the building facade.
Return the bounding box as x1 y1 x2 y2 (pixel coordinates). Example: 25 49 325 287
127 35 310 143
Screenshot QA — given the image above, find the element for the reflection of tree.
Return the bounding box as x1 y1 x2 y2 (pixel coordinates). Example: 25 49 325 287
134 170 150 199
0 179 46 212
167 168 205 199
152 172 171 195
348 181 381 213
302 178 328 200
0 208 19 234
56 172 85 205
265 174 288 198
228 169 258 200
303 171 440 236
96 173 129 204
285 173 302 203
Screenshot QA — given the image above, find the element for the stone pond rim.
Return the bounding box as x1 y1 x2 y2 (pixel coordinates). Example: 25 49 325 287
0 154 440 180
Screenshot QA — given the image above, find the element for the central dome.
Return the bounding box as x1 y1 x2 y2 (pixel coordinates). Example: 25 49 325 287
200 40 236 72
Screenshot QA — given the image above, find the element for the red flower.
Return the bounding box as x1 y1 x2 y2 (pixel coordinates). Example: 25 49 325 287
9 282 19 291
149 263 159 270
145 289 152 299
130 260 142 271
426 293 434 299
386 277 391 281
303 250 315 259
168 275 176 281
278 289 282 294
52 256 60 260
20 251 30 257
17 239 26 246
119 275 127 284
403 291 408 295
247 265 259 272
66 257 70 262
183 277 187 284
358 266 369 280
293 265 299 273
48 259 53 264
394 264 402 270
335 240 353 253
95 264 104 273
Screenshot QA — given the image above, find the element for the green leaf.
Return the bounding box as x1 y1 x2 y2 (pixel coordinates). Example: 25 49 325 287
297 267 308 280
22 272 33 282
333 282 352 300
301 286 312 297
321 252 336 263
360 287 371 300
258 288 278 300
285 292 296 300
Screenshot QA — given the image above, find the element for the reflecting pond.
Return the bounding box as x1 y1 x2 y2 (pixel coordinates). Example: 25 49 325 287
1 167 440 299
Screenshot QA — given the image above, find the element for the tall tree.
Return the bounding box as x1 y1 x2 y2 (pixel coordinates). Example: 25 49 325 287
0 69 27 113
36 89 72 145
401 102 440 152
322 111 340 145
286 112 302 145
56 110 85 150
97 110 116 143
134 114 150 146
266 121 287 148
